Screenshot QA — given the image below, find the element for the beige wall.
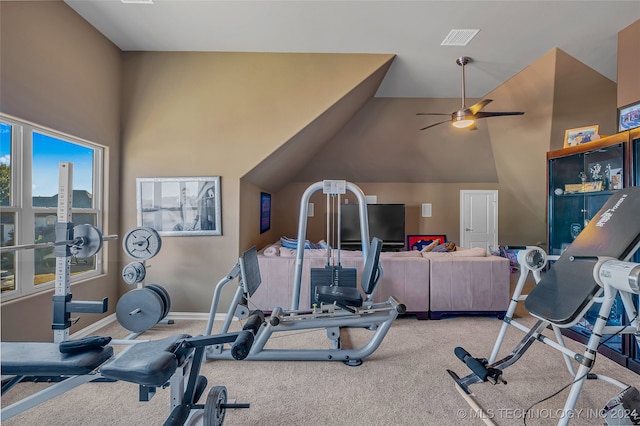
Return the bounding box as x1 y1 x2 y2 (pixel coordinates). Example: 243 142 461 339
274 182 500 246
273 48 618 250
618 19 640 108
120 52 394 312
0 1 121 341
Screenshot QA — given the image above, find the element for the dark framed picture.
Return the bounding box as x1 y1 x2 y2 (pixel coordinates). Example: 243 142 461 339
260 192 271 234
136 176 221 236
406 234 447 251
618 101 640 132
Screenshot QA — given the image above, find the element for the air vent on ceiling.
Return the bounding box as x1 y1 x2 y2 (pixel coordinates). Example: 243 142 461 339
440 29 480 46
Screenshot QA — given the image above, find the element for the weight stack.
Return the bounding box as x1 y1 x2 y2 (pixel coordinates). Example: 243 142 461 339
310 265 357 307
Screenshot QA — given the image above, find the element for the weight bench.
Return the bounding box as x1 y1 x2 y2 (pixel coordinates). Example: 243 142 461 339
2 313 262 425
448 187 640 426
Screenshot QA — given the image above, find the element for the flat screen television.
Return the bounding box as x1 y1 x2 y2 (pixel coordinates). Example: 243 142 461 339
340 203 405 251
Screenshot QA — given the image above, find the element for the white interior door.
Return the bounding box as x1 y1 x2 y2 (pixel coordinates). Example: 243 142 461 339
460 190 498 251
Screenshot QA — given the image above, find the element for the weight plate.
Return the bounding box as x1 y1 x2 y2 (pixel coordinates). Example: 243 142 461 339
122 262 146 285
203 386 227 426
116 288 164 333
123 226 162 261
146 284 171 319
71 224 103 259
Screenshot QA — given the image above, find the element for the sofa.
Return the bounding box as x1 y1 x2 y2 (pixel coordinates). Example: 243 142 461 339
248 242 510 320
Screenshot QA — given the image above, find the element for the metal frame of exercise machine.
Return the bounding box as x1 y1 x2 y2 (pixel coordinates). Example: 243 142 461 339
205 180 405 366
448 187 640 426
1 163 254 426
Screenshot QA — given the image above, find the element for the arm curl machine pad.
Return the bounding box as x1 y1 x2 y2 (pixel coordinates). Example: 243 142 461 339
100 334 190 387
59 336 112 354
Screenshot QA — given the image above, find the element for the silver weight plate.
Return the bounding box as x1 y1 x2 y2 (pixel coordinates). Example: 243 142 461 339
122 262 146 285
123 226 162 261
71 224 103 259
116 288 164 333
145 284 171 319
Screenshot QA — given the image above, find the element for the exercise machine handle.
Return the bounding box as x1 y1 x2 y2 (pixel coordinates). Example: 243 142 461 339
242 310 265 335
231 330 255 360
455 346 490 381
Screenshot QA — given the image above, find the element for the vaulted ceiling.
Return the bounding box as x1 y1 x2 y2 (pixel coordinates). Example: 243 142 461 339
66 1 639 99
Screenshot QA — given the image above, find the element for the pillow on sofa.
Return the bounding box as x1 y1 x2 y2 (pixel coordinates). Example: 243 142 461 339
422 246 487 258
261 244 280 257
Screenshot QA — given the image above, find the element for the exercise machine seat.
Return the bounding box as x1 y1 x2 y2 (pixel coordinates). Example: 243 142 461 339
1 342 114 376
525 187 640 325
100 334 190 387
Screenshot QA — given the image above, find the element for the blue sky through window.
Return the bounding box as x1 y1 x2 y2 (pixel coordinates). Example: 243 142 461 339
32 132 93 197
0 123 10 167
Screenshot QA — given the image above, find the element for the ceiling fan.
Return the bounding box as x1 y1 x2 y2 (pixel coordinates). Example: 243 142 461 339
417 57 524 131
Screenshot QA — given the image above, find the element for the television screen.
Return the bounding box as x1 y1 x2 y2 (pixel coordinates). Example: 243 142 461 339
340 203 405 249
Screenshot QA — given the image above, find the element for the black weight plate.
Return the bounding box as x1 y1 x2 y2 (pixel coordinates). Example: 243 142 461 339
203 385 227 426
146 284 171 319
116 288 164 333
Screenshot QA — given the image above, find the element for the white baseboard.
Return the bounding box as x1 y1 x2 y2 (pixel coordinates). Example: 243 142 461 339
71 312 234 338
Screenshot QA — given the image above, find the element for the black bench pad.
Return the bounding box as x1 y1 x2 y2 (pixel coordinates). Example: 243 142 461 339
0 342 114 376
525 187 640 325
100 334 190 387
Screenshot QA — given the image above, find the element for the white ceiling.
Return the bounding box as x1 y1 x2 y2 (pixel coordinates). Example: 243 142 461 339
65 0 639 99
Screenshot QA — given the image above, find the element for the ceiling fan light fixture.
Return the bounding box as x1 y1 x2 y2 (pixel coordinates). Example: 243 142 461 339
452 110 475 128
452 118 475 129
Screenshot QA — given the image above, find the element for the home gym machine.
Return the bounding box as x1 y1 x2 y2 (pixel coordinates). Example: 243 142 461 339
1 163 256 426
448 187 640 426
204 180 406 366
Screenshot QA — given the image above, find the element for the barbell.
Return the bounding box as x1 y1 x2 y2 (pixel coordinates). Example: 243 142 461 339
0 224 117 259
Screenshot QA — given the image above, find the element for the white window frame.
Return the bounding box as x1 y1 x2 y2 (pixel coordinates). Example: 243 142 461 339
0 114 105 302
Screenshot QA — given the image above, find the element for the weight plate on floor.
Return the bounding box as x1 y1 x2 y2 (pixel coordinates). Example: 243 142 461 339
203 385 227 426
116 288 164 333
145 284 171 319
122 262 146 285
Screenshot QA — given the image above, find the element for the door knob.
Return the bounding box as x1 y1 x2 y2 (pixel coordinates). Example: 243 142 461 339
465 228 473 231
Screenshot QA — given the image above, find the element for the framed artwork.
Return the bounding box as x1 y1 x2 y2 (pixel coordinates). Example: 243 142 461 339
136 176 221 236
563 125 599 148
406 234 447 251
618 101 640 132
260 192 271 234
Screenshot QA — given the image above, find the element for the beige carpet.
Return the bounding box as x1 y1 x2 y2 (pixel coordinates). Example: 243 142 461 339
2 313 638 426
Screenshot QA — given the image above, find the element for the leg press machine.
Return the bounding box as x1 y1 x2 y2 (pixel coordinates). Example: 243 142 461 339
204 180 406 366
449 186 640 425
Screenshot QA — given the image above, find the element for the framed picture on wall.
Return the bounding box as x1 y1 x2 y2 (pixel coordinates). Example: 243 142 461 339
618 100 640 132
260 192 271 234
136 176 222 236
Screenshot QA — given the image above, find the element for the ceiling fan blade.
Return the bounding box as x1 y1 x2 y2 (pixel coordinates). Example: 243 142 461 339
468 99 493 115
420 119 451 130
474 111 525 118
416 112 452 116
